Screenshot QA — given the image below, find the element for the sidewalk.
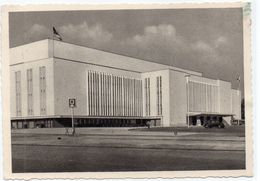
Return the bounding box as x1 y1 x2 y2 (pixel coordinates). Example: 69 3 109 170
12 127 196 136
11 128 245 151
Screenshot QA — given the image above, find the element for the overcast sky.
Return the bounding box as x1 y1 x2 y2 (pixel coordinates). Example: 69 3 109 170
9 8 244 95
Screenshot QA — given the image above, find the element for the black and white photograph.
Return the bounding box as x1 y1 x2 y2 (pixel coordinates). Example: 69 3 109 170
2 2 253 179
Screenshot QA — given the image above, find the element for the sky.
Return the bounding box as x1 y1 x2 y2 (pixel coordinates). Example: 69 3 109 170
9 8 244 95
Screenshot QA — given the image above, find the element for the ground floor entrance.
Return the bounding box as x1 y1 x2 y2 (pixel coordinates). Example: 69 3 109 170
11 117 161 129
188 113 234 127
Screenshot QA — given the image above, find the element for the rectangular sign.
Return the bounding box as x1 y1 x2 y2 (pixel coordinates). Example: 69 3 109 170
69 98 76 108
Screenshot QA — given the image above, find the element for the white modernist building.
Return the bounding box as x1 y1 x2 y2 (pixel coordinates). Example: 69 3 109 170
10 39 241 128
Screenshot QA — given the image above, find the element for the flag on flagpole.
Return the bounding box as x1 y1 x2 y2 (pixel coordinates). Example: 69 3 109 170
53 27 62 41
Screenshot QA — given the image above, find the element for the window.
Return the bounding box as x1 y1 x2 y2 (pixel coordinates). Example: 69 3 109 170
39 66 46 115
15 71 22 116
88 71 93 115
145 78 150 116
188 81 219 113
87 70 143 117
157 76 162 115
27 69 33 115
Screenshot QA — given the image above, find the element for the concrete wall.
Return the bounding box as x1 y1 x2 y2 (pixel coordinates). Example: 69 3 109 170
232 89 241 119
188 75 219 113
53 58 141 116
85 63 140 78
189 75 218 85
10 40 49 65
52 40 202 76
53 58 87 116
169 70 188 127
10 58 55 118
218 80 232 114
141 70 170 126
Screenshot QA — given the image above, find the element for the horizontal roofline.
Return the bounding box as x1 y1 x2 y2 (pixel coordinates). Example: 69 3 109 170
11 38 202 76
51 39 202 75
10 38 50 48
10 39 240 86
142 68 202 77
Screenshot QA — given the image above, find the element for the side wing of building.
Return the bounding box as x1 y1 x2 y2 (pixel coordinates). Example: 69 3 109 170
10 40 55 128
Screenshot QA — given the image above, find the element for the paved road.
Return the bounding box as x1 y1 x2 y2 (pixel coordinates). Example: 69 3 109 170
12 144 245 173
11 130 245 172
12 133 245 151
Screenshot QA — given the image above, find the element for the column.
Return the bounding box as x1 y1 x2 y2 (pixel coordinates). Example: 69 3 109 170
86 71 89 115
98 72 101 116
122 77 125 116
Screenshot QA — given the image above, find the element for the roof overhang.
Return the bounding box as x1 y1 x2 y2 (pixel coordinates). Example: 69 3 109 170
11 115 162 120
188 112 235 117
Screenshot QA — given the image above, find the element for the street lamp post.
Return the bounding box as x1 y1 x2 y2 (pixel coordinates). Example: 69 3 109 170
71 106 75 135
69 98 76 136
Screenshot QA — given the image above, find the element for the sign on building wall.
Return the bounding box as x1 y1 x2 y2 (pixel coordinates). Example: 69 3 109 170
69 98 76 108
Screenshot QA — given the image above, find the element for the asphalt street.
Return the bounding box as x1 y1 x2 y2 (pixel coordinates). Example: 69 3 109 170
12 144 245 172
11 127 245 172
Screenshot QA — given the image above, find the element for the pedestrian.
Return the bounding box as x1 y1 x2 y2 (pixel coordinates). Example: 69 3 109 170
173 129 178 136
147 121 151 129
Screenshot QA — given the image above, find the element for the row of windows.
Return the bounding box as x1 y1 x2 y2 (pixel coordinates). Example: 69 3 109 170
144 76 163 116
15 68 163 117
156 76 162 115
15 66 46 116
15 71 22 116
87 71 143 117
188 81 219 113
144 78 150 116
27 69 33 115
39 66 47 115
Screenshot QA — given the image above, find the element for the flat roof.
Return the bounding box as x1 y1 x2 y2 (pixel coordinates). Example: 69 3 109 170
10 39 203 76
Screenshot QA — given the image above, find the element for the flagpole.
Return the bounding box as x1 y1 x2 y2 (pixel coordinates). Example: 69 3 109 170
237 76 241 96
52 27 63 58
238 76 241 93
52 27 54 58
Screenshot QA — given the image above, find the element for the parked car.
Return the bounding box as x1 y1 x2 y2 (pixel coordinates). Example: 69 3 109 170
231 119 245 125
204 120 225 128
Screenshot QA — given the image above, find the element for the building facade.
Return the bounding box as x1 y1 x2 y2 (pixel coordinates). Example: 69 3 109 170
10 39 241 128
